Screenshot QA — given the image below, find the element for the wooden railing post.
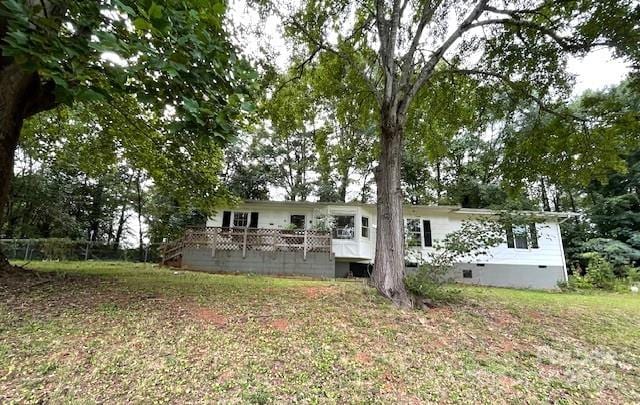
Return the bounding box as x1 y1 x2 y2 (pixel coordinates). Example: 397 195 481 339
211 228 217 258
242 227 248 258
303 229 308 260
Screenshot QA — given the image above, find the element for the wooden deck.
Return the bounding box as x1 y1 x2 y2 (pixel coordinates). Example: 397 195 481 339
161 227 332 264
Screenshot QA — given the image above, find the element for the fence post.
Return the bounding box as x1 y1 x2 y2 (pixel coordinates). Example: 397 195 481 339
242 227 248 258
211 228 217 258
84 241 90 261
24 242 29 261
161 238 167 266
303 229 308 261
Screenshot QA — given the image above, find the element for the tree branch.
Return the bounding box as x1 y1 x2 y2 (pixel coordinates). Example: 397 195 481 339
467 18 576 50
444 68 588 122
286 16 382 106
401 0 489 116
274 46 322 95
397 0 442 98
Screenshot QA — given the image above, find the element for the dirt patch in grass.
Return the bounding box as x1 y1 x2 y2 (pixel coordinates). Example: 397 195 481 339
299 285 337 299
354 352 373 365
269 318 289 331
192 307 228 326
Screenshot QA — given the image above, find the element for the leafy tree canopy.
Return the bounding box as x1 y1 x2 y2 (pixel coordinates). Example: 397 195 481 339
1 0 257 134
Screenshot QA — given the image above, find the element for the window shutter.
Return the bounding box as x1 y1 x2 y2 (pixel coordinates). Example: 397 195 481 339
222 211 231 228
249 212 259 228
529 223 539 248
506 224 515 248
423 220 432 247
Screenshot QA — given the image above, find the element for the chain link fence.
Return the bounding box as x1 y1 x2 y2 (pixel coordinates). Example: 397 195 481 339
0 239 162 262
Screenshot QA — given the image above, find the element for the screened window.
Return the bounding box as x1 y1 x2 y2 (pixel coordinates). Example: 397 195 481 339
463 269 473 278
233 212 249 228
506 223 539 249
361 217 370 238
406 218 422 247
333 215 355 239
290 214 306 229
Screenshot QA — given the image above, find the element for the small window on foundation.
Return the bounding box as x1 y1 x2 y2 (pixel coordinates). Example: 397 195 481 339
463 269 473 278
476 263 485 267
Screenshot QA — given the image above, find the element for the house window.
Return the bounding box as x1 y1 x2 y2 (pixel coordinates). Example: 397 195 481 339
233 212 249 227
423 220 432 247
333 215 355 239
463 269 473 278
514 224 528 249
506 223 539 249
361 217 369 238
290 214 306 229
406 218 422 247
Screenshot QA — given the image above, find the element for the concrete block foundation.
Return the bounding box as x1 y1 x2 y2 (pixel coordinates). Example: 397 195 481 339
181 247 335 278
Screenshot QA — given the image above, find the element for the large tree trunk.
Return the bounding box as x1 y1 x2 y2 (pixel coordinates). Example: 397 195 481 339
0 67 36 267
0 114 21 268
0 63 56 268
338 166 349 202
372 121 411 308
540 177 551 211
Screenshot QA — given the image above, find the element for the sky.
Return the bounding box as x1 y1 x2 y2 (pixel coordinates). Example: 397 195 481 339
567 48 631 96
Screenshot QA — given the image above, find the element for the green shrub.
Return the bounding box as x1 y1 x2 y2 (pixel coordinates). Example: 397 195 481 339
624 266 640 283
583 253 616 290
405 264 461 304
564 274 595 290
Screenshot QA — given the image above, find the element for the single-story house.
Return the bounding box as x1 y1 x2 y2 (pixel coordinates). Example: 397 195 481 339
164 200 573 289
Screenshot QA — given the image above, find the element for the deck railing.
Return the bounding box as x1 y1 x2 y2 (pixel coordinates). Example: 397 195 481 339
161 227 332 264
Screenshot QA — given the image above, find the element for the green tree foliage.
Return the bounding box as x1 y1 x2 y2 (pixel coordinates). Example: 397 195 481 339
1 0 255 131
570 149 640 268
502 82 640 191
0 0 257 264
258 74 318 201
222 137 272 200
308 53 379 202
145 184 207 243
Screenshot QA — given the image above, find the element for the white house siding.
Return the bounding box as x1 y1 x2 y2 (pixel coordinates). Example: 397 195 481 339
201 201 571 289
403 208 566 268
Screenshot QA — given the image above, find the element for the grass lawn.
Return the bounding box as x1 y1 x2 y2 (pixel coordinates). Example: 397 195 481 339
1 261 639 403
